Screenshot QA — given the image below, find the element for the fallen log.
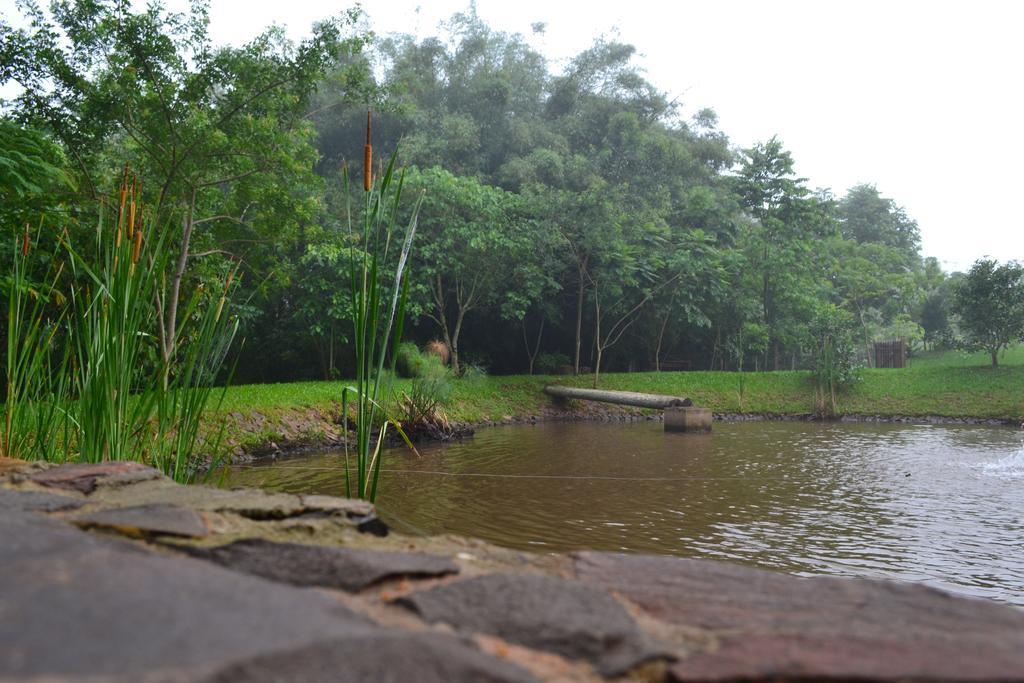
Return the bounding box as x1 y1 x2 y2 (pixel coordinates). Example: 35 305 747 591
544 385 693 409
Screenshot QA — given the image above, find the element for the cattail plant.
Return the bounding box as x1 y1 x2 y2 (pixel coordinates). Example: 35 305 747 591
2 224 72 461
341 111 421 502
67 169 239 479
0 167 241 480
363 110 373 192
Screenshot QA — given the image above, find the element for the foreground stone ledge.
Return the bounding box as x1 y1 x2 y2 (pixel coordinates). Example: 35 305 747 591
2 461 1023 683
188 537 461 591
574 551 1024 682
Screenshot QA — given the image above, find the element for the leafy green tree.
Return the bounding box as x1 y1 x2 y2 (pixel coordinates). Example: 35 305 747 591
919 288 952 349
735 137 834 369
1 0 371 367
838 184 920 261
646 231 725 370
825 237 917 364
292 236 359 379
953 259 1024 367
0 119 73 226
403 166 535 374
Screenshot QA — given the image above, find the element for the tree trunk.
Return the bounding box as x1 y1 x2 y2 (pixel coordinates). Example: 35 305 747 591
991 349 999 367
328 325 335 379
160 187 197 389
574 266 585 375
709 328 720 371
451 307 466 376
654 292 675 372
592 290 602 387
521 316 544 375
430 273 456 374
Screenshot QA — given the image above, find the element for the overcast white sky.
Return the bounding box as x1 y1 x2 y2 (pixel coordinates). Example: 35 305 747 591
3 0 1021 271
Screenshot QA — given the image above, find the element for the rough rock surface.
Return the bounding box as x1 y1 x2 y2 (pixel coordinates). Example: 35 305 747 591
574 551 1024 682
200 631 539 683
27 460 163 493
395 573 673 676
0 486 84 512
0 510 374 682
189 537 459 591
72 502 210 538
4 461 1024 683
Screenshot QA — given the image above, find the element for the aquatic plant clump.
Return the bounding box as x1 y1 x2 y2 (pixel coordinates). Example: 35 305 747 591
341 111 422 502
2 168 239 481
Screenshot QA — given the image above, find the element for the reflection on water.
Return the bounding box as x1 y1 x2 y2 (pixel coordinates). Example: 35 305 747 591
225 421 1024 605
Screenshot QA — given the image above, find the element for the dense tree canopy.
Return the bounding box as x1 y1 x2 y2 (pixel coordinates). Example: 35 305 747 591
1 2 960 382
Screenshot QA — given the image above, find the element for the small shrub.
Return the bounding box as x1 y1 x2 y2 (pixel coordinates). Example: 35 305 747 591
807 304 861 416
535 352 570 375
396 342 449 379
395 342 423 378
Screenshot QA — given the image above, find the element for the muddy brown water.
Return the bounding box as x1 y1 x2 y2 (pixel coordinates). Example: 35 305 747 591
225 421 1024 605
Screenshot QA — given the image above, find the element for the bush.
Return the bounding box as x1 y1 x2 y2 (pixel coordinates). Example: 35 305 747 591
535 352 570 375
807 304 860 416
400 374 453 423
395 342 448 379
395 342 422 378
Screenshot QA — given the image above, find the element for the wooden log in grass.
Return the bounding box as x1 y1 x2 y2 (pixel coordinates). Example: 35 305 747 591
544 385 692 409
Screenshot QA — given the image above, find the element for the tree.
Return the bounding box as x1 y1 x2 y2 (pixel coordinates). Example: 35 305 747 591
0 119 73 226
647 230 725 371
838 184 920 260
1 0 371 374
825 237 916 365
292 236 358 379
735 137 834 369
404 166 534 374
953 259 1024 367
919 288 951 349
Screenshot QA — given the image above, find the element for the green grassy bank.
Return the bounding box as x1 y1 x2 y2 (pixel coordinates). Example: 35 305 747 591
214 347 1024 455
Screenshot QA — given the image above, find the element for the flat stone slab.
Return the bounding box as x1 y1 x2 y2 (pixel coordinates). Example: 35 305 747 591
0 509 380 682
27 461 163 494
395 573 672 676
72 502 209 538
0 487 84 512
200 631 539 683
573 551 1024 682
189 538 459 591
92 477 376 521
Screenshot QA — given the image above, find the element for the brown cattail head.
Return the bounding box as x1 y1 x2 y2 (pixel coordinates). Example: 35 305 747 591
21 226 29 257
125 196 136 247
118 164 129 232
129 180 141 238
132 229 142 264
363 109 373 192
363 145 372 191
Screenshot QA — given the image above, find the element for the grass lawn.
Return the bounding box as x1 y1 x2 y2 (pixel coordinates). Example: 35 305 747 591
216 346 1024 426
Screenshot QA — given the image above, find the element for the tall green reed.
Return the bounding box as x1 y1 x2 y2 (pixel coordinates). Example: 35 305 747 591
2 169 238 481
341 112 421 502
1 226 73 461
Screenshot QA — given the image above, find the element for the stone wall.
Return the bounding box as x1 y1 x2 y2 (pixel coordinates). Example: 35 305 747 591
2 459 1023 682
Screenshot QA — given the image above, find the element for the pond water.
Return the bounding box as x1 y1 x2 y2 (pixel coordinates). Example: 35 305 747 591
225 421 1024 605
